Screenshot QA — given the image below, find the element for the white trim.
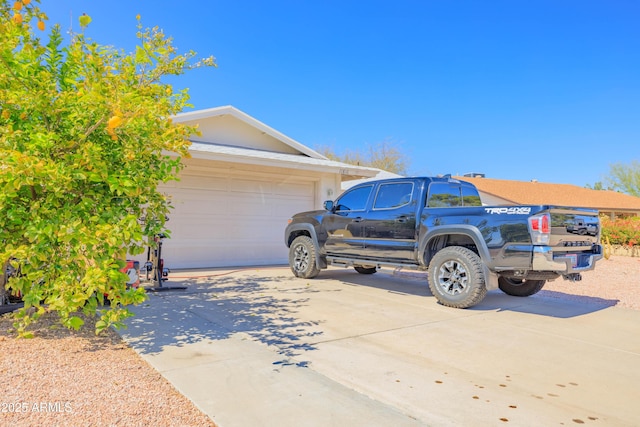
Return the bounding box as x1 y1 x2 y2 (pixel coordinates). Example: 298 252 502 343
187 142 379 179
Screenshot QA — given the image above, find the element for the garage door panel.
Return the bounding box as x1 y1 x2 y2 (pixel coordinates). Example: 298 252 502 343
169 190 228 214
173 191 287 217
163 174 315 268
171 221 282 242
228 219 283 240
162 240 288 269
230 179 274 194
226 196 274 216
275 182 314 197
178 175 229 191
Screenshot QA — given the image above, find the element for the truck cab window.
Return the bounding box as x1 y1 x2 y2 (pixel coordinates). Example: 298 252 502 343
335 185 373 212
373 182 414 209
462 184 482 206
427 183 461 208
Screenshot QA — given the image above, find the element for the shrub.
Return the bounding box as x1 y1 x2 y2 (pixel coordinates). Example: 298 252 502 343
0 1 215 335
600 216 640 246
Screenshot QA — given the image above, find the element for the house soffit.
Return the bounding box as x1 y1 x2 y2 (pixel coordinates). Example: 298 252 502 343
187 142 378 180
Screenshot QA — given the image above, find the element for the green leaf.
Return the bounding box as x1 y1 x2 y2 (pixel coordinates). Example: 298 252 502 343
79 14 92 28
23 292 41 308
135 46 151 64
95 319 108 334
67 316 85 330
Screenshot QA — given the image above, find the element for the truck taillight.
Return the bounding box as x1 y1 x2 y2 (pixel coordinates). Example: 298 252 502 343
530 213 550 233
529 213 550 245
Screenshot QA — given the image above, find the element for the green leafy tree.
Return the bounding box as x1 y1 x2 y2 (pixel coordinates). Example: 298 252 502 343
585 182 605 190
316 139 409 175
606 161 640 197
0 0 215 336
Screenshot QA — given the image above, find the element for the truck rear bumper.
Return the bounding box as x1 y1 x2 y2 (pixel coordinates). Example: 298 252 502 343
532 245 603 273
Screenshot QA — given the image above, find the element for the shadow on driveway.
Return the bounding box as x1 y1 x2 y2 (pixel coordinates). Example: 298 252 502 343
123 273 324 361
318 268 619 318
122 267 620 359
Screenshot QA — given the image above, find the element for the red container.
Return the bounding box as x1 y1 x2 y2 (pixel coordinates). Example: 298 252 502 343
120 260 140 288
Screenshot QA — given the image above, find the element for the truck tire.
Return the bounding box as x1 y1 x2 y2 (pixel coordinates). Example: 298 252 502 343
498 277 546 297
289 235 321 279
354 266 377 274
428 246 487 308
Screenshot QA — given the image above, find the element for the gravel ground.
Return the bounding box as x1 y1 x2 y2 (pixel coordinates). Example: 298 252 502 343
538 255 640 310
0 255 638 426
0 314 217 427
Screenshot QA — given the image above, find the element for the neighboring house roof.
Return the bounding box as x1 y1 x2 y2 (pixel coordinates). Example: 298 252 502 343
456 176 640 215
173 105 379 181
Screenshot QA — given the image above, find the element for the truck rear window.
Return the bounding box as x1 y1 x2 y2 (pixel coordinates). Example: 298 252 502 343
427 182 482 207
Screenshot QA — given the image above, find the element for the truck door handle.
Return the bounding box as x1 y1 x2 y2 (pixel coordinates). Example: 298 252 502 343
396 216 408 223
352 217 363 223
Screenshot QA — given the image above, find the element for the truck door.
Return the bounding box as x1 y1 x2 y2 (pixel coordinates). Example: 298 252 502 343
360 181 417 260
323 184 373 257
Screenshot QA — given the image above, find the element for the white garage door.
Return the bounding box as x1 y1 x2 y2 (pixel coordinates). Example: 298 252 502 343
160 173 315 269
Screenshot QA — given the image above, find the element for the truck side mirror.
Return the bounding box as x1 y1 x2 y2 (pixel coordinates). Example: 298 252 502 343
323 200 334 212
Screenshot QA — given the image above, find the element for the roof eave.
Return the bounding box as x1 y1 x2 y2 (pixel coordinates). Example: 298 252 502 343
188 150 378 180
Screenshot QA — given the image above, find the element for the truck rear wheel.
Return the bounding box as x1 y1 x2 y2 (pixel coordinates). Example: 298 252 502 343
498 277 545 297
428 246 487 308
289 236 320 279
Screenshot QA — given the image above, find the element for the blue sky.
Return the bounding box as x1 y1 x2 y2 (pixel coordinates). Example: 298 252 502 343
43 0 639 187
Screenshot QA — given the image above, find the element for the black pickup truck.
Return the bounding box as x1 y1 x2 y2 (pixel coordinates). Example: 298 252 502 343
284 177 603 308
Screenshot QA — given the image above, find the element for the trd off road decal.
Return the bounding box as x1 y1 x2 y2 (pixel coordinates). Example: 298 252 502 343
484 207 532 215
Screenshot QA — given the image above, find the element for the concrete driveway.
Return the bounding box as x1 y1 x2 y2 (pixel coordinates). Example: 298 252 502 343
118 266 640 427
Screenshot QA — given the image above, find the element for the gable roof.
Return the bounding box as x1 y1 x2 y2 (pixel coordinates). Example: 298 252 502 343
173 105 326 159
455 176 640 214
173 105 379 180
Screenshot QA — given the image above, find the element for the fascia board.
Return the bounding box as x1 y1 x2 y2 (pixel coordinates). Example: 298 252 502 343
187 147 378 179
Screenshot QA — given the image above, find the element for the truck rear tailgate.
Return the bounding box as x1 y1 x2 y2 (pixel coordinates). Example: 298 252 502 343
547 207 601 270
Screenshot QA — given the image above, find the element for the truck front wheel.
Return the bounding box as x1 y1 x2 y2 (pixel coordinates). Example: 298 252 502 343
289 236 321 279
498 277 545 297
428 246 487 308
